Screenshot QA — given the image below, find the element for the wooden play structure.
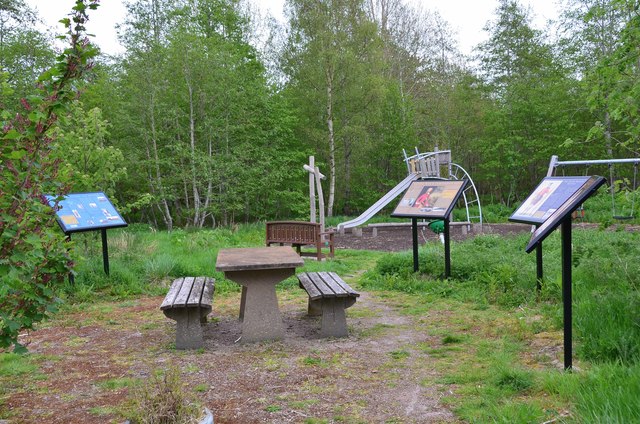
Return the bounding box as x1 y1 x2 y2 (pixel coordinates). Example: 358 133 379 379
337 147 483 233
265 156 334 260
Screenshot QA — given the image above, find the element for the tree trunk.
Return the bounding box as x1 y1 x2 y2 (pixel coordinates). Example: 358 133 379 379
187 80 201 226
326 66 336 217
149 91 173 231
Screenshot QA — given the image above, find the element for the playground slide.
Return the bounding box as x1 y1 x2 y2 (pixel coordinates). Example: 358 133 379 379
337 173 419 231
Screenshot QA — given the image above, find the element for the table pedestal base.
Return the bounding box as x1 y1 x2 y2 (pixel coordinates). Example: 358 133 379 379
226 268 294 342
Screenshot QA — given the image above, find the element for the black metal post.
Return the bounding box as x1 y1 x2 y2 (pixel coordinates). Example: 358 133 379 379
536 242 543 293
444 218 451 278
66 234 74 284
412 218 419 272
561 217 572 371
101 228 110 276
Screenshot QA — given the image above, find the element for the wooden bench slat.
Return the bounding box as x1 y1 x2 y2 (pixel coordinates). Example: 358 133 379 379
317 271 349 297
298 272 323 300
173 276 195 307
186 277 205 307
327 272 360 297
160 277 185 310
307 272 338 297
200 277 214 308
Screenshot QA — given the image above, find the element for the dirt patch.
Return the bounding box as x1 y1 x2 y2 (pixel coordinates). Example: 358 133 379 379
333 223 534 252
5 289 460 423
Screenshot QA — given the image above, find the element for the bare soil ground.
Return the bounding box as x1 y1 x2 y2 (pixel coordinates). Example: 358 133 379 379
333 222 535 251
6 288 461 423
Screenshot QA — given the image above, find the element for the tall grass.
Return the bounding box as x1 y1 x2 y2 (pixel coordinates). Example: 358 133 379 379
365 225 640 422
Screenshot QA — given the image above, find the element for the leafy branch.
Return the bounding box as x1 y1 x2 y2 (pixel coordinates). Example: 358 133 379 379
0 0 99 352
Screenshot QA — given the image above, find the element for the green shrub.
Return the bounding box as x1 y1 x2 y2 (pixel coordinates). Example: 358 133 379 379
125 367 201 424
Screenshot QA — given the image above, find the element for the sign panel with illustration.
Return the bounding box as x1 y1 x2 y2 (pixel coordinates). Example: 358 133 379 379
48 192 127 234
509 176 591 224
391 180 467 219
525 176 606 252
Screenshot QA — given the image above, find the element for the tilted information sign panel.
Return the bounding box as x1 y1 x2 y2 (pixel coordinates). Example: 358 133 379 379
524 176 606 253
509 176 591 225
391 179 467 219
48 192 127 234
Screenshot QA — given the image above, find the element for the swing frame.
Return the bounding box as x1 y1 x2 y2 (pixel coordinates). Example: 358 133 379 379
547 155 640 220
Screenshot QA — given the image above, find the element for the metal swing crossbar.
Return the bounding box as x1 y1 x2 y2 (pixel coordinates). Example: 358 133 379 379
547 155 640 220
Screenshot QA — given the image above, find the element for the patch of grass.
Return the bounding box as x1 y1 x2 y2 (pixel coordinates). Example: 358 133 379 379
124 367 201 424
358 323 395 338
302 355 326 367
264 405 281 412
63 336 89 348
194 384 208 393
442 334 465 344
89 405 120 416
492 365 534 393
97 377 139 391
290 399 319 409
0 353 39 377
304 418 328 424
388 350 410 360
573 362 640 423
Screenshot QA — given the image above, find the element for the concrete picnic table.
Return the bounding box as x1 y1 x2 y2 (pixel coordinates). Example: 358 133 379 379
215 246 304 342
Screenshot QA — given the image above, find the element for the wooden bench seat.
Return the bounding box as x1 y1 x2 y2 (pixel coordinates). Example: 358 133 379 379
266 221 334 260
160 276 215 349
297 271 359 337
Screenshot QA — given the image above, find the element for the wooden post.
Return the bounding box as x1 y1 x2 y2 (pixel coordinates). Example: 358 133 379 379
309 156 316 223
314 166 326 234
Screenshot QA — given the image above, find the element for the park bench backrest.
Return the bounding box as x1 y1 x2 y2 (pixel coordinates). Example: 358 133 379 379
266 221 320 245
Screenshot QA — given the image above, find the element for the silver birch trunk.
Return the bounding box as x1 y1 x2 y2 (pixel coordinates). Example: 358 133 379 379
187 80 201 226
149 91 173 231
326 67 336 217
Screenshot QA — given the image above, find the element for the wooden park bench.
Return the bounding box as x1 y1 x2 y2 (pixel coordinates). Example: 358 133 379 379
297 271 359 337
266 221 334 260
160 276 215 349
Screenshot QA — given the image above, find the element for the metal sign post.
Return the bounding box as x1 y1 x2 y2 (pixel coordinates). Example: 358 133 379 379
519 176 606 371
393 180 467 276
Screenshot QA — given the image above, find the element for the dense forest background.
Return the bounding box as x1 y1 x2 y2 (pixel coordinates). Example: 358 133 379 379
2 0 639 229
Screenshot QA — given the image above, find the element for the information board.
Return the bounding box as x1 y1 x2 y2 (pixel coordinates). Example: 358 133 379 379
509 176 591 224
391 180 467 219
525 176 605 252
48 192 127 234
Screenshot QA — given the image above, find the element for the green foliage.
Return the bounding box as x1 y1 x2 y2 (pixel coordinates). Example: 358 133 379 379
58 103 126 198
0 0 99 351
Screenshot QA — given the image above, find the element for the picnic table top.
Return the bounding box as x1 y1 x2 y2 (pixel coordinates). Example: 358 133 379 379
215 246 304 272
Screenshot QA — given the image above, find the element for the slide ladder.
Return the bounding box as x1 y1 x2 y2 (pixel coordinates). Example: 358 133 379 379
337 173 419 231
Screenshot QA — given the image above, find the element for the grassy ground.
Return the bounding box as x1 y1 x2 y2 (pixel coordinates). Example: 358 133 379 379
1 222 640 422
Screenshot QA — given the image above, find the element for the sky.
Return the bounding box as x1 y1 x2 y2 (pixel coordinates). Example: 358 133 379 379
26 0 561 56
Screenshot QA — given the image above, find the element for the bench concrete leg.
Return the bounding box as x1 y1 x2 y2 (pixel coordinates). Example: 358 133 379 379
171 308 206 350
308 298 322 316
239 286 247 321
320 298 349 338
